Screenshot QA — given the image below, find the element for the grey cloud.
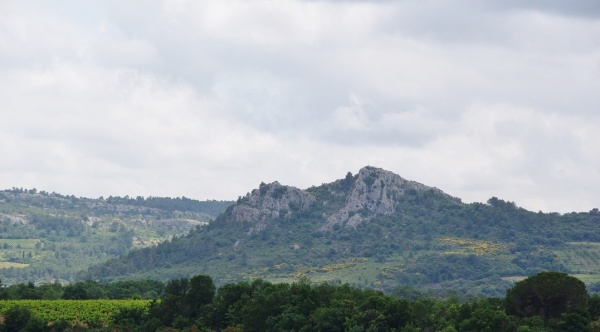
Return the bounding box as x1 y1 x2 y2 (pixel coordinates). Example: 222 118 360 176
497 0 600 19
1 0 599 212
317 0 600 18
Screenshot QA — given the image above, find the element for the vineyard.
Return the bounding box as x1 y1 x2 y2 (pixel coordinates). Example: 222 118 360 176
0 300 152 327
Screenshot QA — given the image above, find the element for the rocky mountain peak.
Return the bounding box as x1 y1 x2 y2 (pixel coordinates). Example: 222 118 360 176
225 166 447 233
229 181 316 224
322 166 437 230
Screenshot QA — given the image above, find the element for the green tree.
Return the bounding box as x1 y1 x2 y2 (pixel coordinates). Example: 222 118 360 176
151 275 216 327
182 274 216 320
588 294 600 320
459 305 515 332
211 281 253 329
62 280 107 299
153 277 190 325
505 271 588 321
1 306 37 332
555 311 591 332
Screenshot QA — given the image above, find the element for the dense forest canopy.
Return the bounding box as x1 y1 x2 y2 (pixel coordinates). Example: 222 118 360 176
1 272 599 331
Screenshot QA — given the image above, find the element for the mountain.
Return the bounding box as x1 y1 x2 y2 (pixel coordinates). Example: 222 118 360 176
80 166 600 296
0 189 233 284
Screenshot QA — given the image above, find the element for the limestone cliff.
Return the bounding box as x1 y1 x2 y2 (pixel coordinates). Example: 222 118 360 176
226 166 451 233
321 166 444 230
229 181 316 230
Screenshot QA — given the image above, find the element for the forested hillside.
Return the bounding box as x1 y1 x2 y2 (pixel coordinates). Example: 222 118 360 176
80 167 600 297
0 188 233 284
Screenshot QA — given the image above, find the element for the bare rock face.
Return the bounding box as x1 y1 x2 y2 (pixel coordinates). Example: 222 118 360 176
226 166 448 234
0 213 28 224
322 166 437 230
230 181 316 225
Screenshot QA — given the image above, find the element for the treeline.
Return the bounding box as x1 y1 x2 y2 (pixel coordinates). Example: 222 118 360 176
103 196 233 217
2 272 600 331
0 188 234 217
118 271 600 331
0 279 164 300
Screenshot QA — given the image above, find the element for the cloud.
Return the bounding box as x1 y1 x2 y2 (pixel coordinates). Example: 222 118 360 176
0 58 279 198
0 0 598 213
330 93 370 131
325 95 449 146
411 105 600 212
499 0 600 19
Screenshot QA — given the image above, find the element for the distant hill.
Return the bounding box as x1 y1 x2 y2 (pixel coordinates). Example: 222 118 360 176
0 189 233 284
79 166 600 297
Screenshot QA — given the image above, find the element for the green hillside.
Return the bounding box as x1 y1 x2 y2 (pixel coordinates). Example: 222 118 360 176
79 167 600 297
0 189 233 284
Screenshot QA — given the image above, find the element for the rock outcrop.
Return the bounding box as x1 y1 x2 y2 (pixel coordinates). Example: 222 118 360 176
226 166 450 233
322 166 440 230
229 181 316 225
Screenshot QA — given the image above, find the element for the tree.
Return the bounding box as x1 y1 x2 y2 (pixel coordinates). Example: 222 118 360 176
153 278 190 325
505 271 588 321
588 294 600 320
458 299 515 332
556 311 591 332
152 275 216 327
182 274 215 320
211 281 253 330
62 280 107 299
1 305 40 332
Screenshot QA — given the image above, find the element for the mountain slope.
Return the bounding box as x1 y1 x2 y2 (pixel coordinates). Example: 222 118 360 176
0 189 233 284
80 166 600 296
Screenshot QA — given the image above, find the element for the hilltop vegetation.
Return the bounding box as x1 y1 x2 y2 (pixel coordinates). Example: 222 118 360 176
0 188 233 284
80 167 600 297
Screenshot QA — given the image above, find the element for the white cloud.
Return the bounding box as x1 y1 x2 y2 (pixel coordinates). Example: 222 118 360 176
163 0 385 47
79 21 158 67
330 94 369 131
406 105 600 212
0 0 599 213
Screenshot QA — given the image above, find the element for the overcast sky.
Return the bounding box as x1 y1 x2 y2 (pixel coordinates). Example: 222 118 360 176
1 0 599 213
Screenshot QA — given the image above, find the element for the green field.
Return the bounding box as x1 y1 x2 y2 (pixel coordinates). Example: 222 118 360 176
0 300 152 327
551 242 600 284
555 242 600 274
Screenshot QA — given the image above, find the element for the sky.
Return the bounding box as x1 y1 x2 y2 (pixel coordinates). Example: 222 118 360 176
1 0 599 213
